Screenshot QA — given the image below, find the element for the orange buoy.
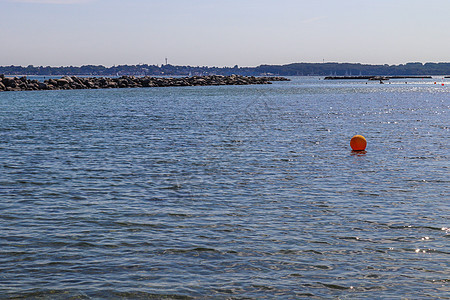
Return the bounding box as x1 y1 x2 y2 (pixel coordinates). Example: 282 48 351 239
350 135 367 151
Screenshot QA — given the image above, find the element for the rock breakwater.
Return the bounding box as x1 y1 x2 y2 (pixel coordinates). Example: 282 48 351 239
324 75 432 80
0 74 289 92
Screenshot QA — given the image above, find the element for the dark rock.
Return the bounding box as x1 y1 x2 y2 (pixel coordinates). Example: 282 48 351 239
37 82 48 90
71 76 83 85
56 78 70 86
106 82 117 88
369 76 388 81
6 86 21 91
85 81 96 88
18 82 28 90
2 77 15 87
47 79 58 86
118 79 129 88
62 76 74 83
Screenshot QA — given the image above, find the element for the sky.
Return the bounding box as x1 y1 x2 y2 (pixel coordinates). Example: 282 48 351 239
1 0 450 67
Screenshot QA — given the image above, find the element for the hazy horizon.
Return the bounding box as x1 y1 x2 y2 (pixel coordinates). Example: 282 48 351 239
1 0 449 67
2 61 450 69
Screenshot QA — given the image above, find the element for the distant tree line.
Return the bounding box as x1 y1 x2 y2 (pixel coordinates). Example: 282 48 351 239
1 62 450 76
253 62 450 76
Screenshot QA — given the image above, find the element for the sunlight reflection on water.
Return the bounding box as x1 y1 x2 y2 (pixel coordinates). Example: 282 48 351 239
0 77 448 298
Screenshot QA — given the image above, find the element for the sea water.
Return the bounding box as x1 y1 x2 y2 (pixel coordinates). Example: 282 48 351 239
0 77 448 298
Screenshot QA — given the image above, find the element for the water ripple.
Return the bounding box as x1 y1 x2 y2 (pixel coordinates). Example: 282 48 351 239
0 79 448 298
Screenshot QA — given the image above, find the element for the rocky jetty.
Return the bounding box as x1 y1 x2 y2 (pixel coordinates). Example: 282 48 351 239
0 74 289 92
324 75 432 80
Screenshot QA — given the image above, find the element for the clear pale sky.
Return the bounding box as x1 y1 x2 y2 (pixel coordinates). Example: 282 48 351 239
1 0 449 67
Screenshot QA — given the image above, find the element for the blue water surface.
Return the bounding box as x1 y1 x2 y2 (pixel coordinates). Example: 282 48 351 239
0 77 449 299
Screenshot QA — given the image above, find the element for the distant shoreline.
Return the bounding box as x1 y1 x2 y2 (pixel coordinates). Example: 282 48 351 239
2 62 450 77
